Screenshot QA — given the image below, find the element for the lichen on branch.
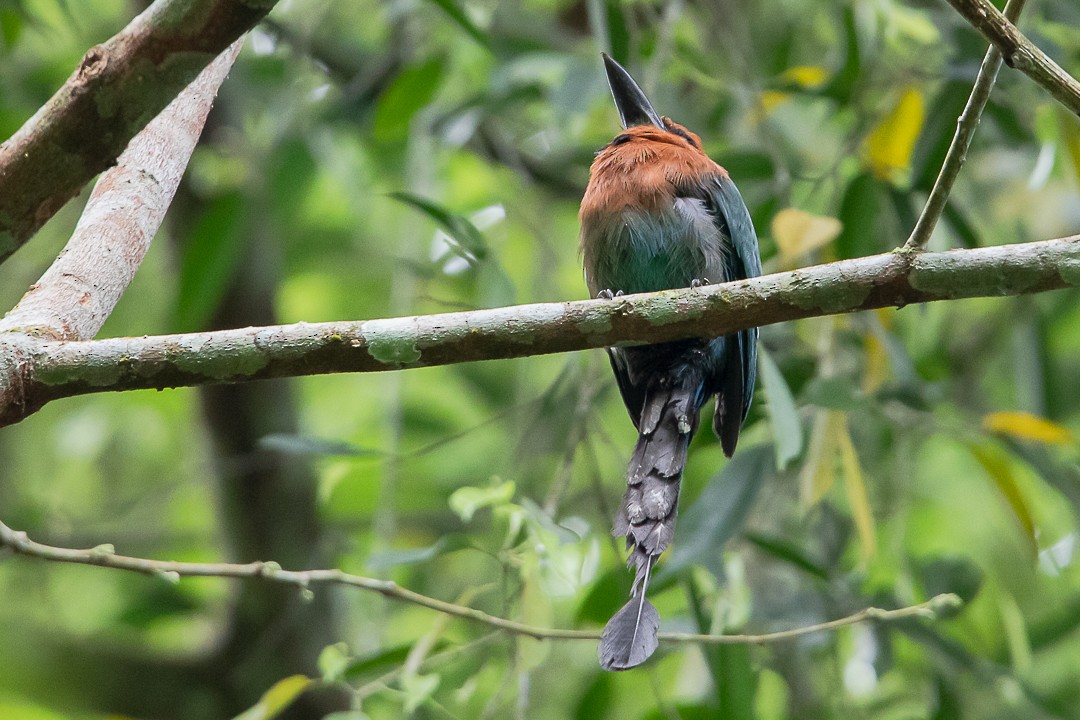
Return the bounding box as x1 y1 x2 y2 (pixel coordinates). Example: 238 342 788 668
0 235 1076 427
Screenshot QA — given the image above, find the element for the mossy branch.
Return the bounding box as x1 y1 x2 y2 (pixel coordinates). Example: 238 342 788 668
0 235 1077 427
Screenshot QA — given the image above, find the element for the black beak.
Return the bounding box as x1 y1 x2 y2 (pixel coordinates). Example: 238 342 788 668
602 53 664 130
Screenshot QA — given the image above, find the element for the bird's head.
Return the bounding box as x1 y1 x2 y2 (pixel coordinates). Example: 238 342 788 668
601 53 703 151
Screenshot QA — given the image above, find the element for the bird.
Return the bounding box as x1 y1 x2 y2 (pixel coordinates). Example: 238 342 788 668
580 54 762 671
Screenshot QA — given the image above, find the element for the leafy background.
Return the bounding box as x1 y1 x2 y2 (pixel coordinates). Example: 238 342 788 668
1 0 1079 718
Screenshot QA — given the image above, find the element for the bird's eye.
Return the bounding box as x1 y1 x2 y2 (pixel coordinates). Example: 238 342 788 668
610 133 633 146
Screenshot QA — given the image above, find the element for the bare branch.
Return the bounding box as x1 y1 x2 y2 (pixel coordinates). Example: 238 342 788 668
0 0 279 262
905 0 1027 250
0 235 1076 427
0 42 243 341
0 519 960 646
944 0 1080 117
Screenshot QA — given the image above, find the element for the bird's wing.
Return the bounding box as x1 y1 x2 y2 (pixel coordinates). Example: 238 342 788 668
698 174 761 455
607 347 645 430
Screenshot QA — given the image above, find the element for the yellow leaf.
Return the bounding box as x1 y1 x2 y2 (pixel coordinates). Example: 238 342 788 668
770 208 843 266
800 412 876 560
232 675 313 720
1059 107 1080 184
863 87 925 182
969 443 1037 557
758 66 829 119
837 417 876 561
779 65 829 89
982 411 1074 445
800 410 843 506
758 90 791 115
862 312 891 394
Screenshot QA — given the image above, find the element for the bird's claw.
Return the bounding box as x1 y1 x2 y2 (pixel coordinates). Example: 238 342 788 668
597 289 625 299
690 278 710 289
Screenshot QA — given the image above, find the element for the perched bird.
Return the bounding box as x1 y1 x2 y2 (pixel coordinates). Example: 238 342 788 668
580 54 762 671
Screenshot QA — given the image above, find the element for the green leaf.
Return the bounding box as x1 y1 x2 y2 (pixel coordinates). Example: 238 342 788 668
1003 440 1080 523
998 591 1033 673
720 151 776 181
0 9 23 49
911 79 972 192
317 643 351 684
449 480 516 522
517 562 553 670
942 203 980 248
604 0 629 63
684 578 756 718
365 534 472 570
116 584 199 629
401 673 440 714
643 706 720 720
968 442 1038 557
662 445 772 579
231 675 313 720
576 567 631 626
173 192 247 332
801 376 866 411
759 347 803 470
423 0 491 48
574 673 614 719
916 556 983 610
744 532 829 581
834 172 886 260
388 191 488 263
267 139 318 230
373 59 445 142
821 7 860 102
344 644 417 681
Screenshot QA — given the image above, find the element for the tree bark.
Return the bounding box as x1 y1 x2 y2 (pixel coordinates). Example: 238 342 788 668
0 0 278 261
1 235 1076 427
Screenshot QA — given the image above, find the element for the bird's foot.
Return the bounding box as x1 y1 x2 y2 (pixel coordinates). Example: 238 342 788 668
690 278 710 289
597 289 625 300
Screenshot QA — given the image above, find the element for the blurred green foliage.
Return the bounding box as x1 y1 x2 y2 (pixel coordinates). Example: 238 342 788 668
1 0 1080 718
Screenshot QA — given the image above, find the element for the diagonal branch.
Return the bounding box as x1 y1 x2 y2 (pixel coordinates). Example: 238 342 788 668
0 42 243 341
0 0 280 263
0 518 961 646
943 0 1080 117
0 235 1075 427
905 0 1027 250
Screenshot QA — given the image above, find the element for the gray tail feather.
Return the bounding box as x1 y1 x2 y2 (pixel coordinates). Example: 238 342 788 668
600 374 702 670
598 557 660 670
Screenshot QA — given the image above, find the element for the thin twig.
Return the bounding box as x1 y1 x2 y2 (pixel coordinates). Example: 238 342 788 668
0 519 960 646
905 0 1027 250
943 0 1080 117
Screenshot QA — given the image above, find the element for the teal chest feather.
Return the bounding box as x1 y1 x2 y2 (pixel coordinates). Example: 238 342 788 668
582 199 729 296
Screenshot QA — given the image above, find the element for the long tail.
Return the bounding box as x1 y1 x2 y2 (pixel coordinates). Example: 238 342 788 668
598 370 703 670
